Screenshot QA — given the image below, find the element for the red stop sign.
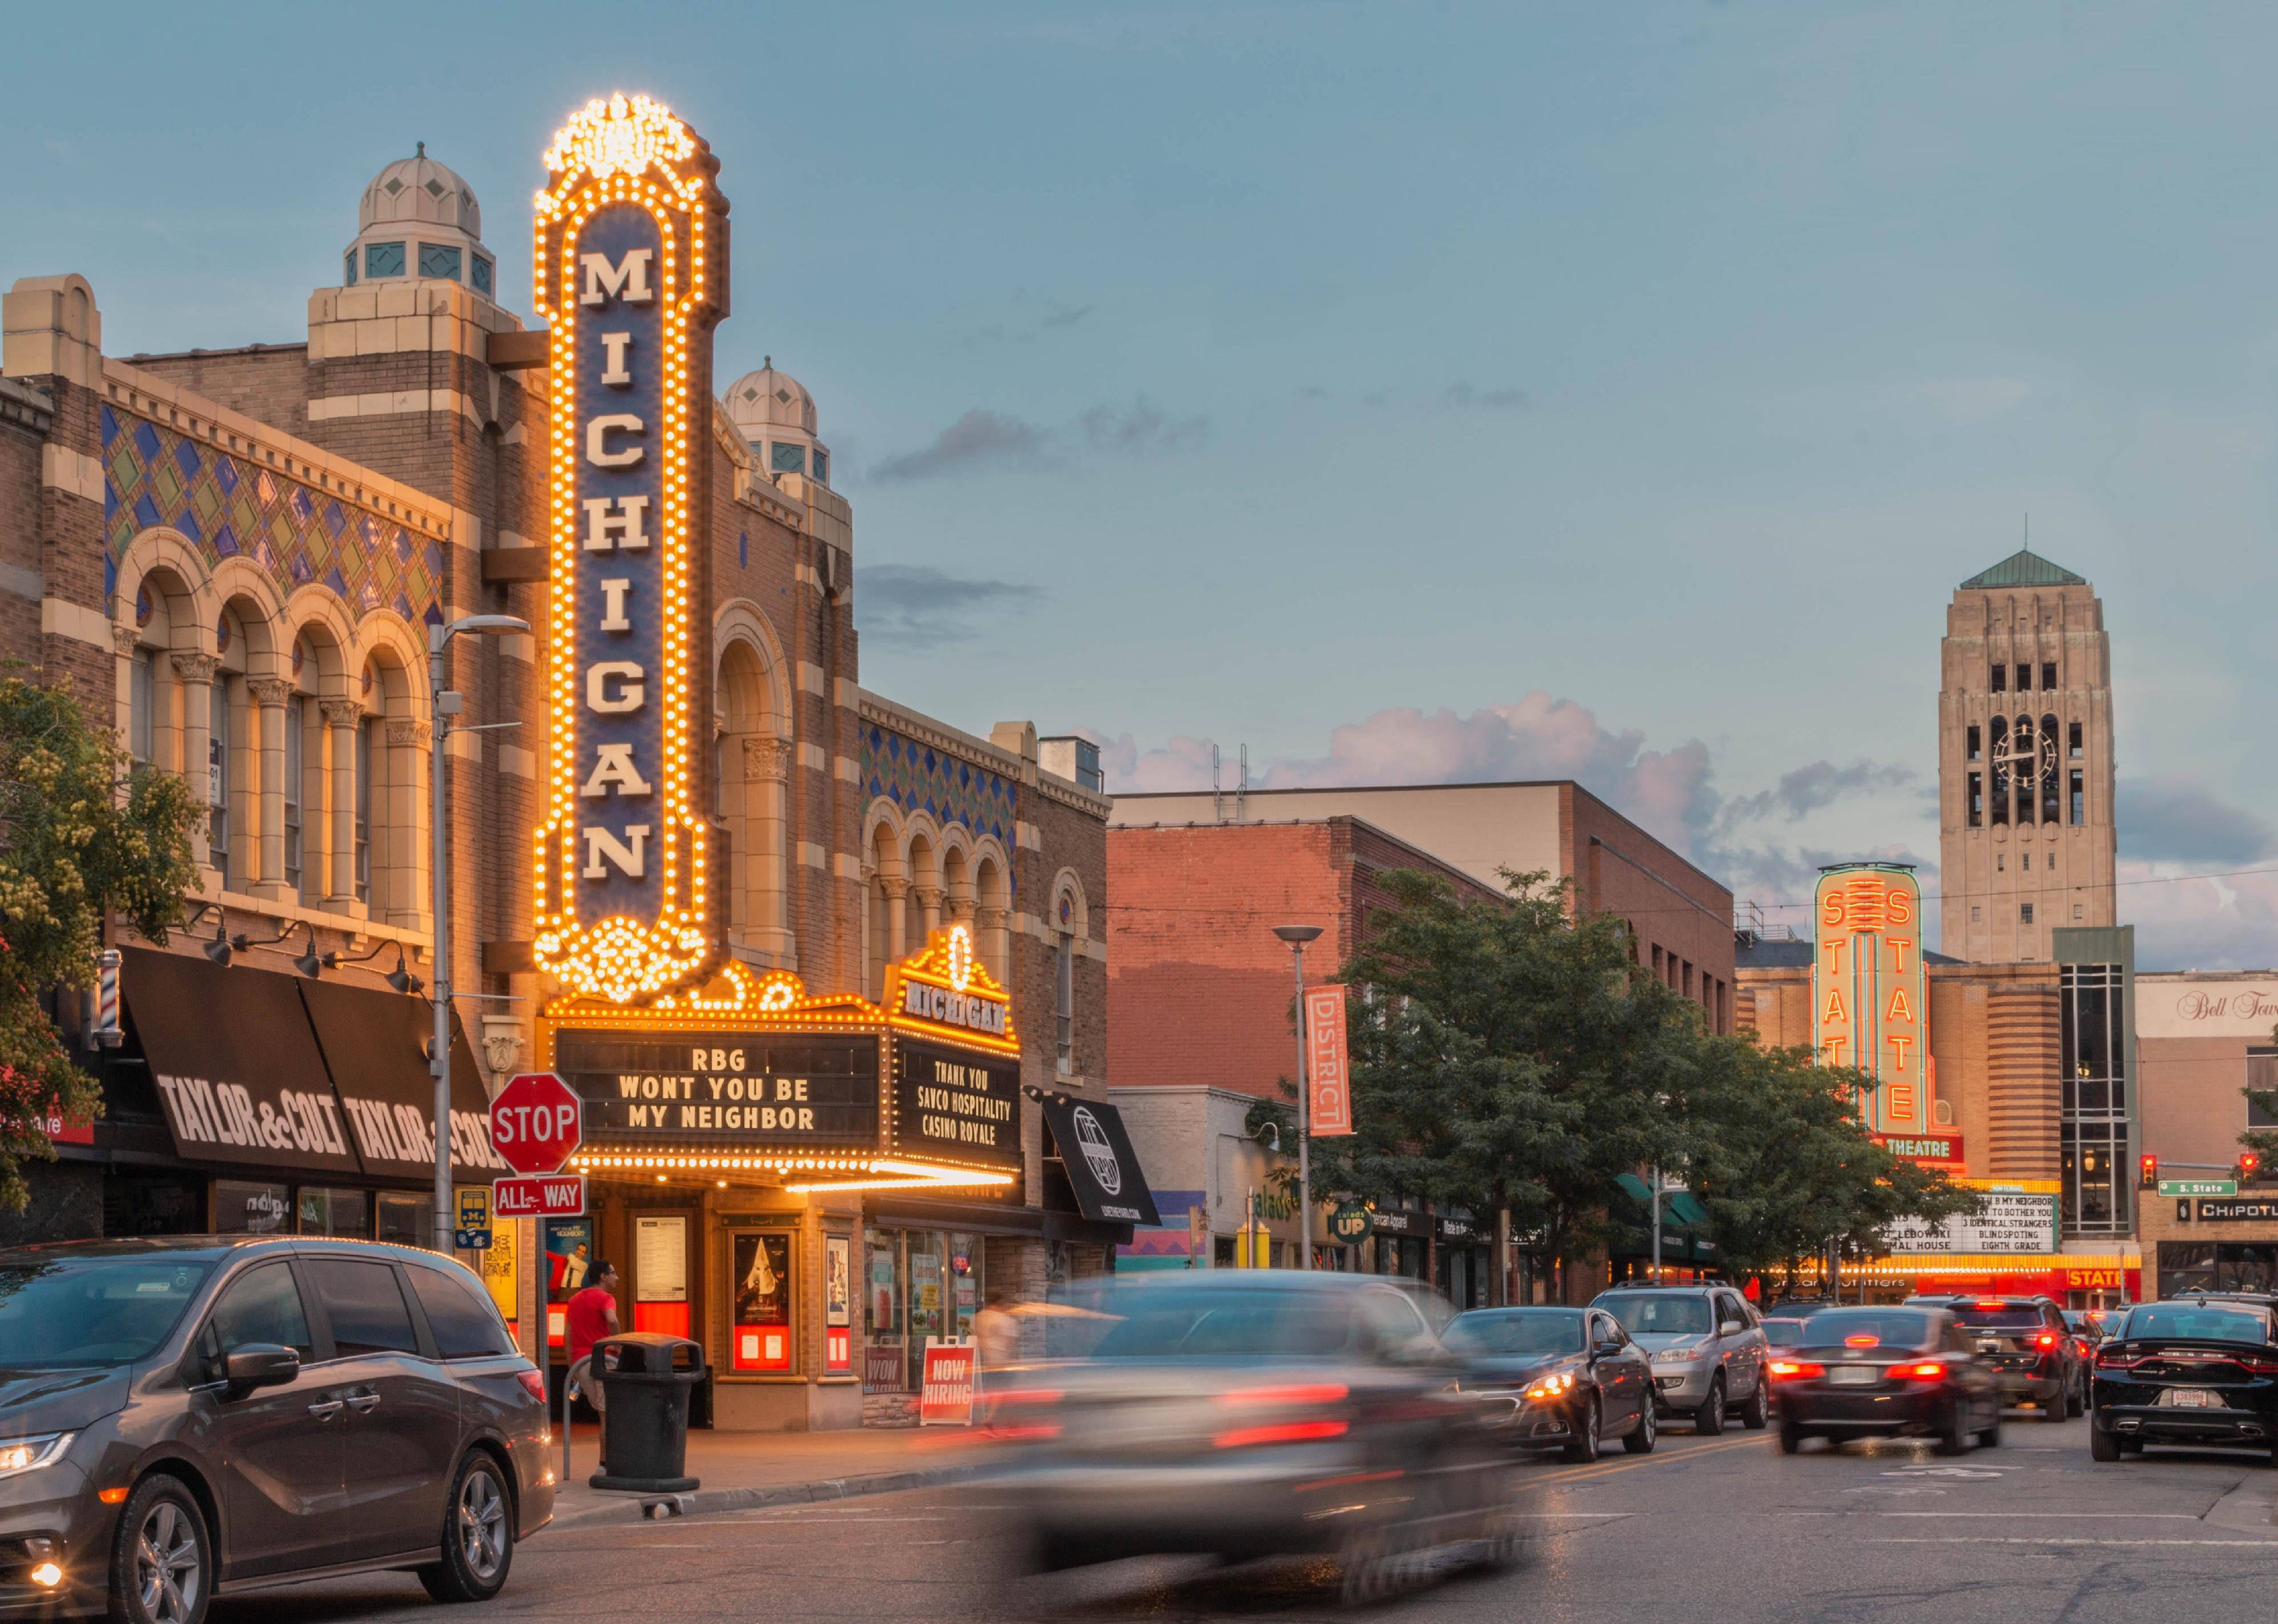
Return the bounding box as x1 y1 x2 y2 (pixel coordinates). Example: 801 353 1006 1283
489 1073 582 1174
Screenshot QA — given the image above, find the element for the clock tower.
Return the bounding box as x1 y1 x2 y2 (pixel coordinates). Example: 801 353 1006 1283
1937 549 2117 962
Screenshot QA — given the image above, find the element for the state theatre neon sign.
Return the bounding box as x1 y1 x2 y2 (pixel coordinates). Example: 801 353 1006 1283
531 95 729 1002
1812 863 1938 1141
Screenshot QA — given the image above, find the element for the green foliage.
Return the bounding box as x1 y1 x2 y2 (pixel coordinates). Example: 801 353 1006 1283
2240 1020 2278 1165
1261 866 1978 1298
0 671 198 1209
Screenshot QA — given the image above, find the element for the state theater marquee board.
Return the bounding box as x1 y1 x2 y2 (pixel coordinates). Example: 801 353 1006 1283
1813 863 1937 1144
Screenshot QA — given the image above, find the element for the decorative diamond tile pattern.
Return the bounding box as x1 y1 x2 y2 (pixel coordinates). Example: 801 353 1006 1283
862 723 1017 858
101 403 445 631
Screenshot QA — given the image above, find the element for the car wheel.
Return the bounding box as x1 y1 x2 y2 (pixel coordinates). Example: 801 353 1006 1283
2041 1390 2067 1423
1978 1406 2003 1448
1562 1394 1602 1463
1937 1402 1971 1456
107 1475 209 1624
1778 1418 1804 1455
1623 1398 1657 1454
1695 1377 1726 1436
2089 1424 2122 1462
1737 1375 1768 1430
418 1451 515 1603
2066 1373 2085 1419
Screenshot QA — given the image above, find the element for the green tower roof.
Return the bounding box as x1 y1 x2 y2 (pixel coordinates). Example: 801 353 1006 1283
1960 548 2087 590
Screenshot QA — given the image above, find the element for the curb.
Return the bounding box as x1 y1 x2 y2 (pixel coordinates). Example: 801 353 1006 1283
546 1461 993 1529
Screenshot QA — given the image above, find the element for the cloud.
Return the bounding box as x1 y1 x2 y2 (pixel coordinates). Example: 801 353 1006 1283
853 564 1041 646
1718 759 1918 826
1442 381 1528 411
1361 387 1391 409
1919 377 2031 423
958 290 1096 346
1297 384 1330 402
2117 775 2277 865
2114 860 2278 972
870 411 1056 482
871 396 1207 482
1037 297 1094 331
1077 396 1208 455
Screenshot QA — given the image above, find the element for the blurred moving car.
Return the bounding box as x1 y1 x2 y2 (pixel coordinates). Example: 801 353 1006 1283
1759 1316 1814 1417
2090 1297 2278 1463
1592 1284 1770 1434
0 1238 551 1624
2062 1309 2110 1347
1906 1294 2084 1422
1768 1305 2003 1454
1444 1307 1656 1461
987 1273 1519 1598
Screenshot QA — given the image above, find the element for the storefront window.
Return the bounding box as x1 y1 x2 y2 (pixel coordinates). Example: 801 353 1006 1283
949 1233 983 1342
214 1180 291 1234
2060 962 2130 1235
299 1187 369 1237
865 1227 904 1392
908 1232 947 1389
376 1192 430 1249
729 1231 793 1372
2159 1241 2278 1299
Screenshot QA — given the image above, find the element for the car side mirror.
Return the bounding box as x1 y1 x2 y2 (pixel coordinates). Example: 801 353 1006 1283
1593 1338 1625 1358
224 1344 300 1393
1719 1320 1744 1338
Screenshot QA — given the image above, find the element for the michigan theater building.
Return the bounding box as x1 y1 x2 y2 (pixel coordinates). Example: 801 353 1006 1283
0 95 1154 1429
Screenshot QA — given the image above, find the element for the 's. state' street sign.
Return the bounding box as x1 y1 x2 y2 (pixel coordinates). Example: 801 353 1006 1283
494 1174 587 1219
488 1072 582 1175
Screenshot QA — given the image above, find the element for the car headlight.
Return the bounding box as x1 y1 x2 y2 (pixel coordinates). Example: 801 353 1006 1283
1523 1371 1576 1401
1652 1349 1702 1365
0 1434 74 1479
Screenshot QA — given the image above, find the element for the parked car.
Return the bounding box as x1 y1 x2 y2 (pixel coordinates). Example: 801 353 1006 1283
1768 1305 2003 1454
1906 1294 2084 1421
2090 1297 2278 1463
987 1272 1519 1600
1444 1306 1657 1461
0 1237 552 1624
1592 1284 1770 1434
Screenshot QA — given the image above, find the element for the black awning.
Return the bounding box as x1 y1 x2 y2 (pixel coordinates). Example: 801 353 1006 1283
298 976 503 1183
122 947 362 1176
1037 1093 1160 1227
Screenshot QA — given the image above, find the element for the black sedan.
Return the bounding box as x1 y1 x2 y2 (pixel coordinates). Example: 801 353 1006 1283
2090 1299 2278 1462
1769 1306 2003 1454
1444 1306 1656 1462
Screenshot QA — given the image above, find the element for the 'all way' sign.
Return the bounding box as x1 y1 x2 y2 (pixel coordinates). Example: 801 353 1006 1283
494 1174 586 1218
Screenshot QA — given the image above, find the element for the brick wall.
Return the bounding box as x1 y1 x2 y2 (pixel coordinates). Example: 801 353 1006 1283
1571 784 1736 1033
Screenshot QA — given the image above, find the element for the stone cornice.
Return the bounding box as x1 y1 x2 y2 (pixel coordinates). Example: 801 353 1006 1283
857 690 1024 781
103 358 456 544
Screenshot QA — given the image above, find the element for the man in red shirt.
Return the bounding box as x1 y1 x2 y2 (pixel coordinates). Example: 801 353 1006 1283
566 1260 620 1419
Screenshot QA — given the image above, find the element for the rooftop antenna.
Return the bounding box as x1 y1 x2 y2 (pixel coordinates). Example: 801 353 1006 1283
1237 745 1248 823
1211 745 1222 824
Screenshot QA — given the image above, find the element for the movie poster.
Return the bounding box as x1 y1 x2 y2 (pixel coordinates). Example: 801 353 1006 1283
543 1218 594 1348
824 1235 851 1328
731 1232 793 1372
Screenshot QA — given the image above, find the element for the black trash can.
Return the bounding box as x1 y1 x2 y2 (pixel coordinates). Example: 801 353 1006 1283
588 1333 707 1492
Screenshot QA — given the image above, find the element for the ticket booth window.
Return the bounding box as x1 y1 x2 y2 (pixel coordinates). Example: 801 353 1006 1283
730 1231 794 1372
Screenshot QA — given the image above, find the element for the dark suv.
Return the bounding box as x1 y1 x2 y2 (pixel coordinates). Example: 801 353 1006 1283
0 1237 552 1624
1905 1294 2084 1421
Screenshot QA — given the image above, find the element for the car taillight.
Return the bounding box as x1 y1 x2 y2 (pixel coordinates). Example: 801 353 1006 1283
1902 1362 1947 1381
1213 1419 1349 1449
1767 1360 1824 1380
1217 1383 1350 1407
2033 1332 2060 1350
2240 1356 2278 1377
984 1388 1065 1441
2096 1346 2139 1370
1844 1335 1880 1348
516 1368 547 1404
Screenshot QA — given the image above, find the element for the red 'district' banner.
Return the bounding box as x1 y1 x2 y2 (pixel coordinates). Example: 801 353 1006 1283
1305 986 1352 1137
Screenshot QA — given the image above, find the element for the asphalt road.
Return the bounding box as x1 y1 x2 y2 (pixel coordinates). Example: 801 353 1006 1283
214 1411 2278 1624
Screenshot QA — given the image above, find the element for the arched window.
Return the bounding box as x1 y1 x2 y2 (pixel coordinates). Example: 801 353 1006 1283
1988 716 2009 826
209 678 232 887
355 716 373 905
129 648 154 765
2015 715 2036 825
716 639 788 962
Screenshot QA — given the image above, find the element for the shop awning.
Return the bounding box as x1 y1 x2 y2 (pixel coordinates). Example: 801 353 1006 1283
1037 1093 1160 1227
123 946 363 1176
299 975 502 1183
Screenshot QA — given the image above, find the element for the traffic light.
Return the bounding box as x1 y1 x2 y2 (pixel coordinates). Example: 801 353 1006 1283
2241 1151 2262 1186
2140 1154 2158 1190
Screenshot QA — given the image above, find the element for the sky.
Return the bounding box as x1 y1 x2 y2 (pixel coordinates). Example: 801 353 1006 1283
10 2 2278 968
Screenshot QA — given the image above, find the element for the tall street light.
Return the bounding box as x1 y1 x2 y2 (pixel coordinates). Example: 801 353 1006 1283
1273 924 1323 1271
429 613 530 1252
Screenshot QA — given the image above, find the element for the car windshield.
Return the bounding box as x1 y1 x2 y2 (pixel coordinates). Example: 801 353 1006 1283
1951 1303 2043 1328
1802 1309 1933 1349
1087 1290 1358 1358
2122 1305 2274 1345
1761 1317 1809 1347
0 1258 214 1369
1601 1294 1712 1336
1444 1311 1584 1356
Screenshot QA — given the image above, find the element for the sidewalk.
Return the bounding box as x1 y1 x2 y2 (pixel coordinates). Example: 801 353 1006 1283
542 1423 999 1529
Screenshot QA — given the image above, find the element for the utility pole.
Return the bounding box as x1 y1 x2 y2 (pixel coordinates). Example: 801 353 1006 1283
1273 924 1323 1270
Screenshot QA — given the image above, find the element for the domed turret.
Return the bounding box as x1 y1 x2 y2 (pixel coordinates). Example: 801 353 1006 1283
341 143 497 300
724 358 832 488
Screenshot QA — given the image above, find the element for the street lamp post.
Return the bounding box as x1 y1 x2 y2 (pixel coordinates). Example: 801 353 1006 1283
428 614 530 1253
1272 924 1323 1271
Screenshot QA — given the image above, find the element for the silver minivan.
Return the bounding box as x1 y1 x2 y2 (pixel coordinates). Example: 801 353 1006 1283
1590 1284 1770 1433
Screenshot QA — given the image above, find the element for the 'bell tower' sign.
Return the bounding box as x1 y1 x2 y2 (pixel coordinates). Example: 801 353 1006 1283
531 95 730 1002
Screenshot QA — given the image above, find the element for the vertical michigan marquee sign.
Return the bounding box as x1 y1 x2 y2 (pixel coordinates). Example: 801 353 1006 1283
1812 863 1934 1139
531 96 729 1002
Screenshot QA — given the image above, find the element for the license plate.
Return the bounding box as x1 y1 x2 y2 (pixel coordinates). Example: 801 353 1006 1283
1828 1365 1879 1386
2163 1388 2223 1409
1977 1341 2000 1354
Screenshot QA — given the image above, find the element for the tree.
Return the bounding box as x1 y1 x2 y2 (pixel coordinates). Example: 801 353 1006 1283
2240 1022 2278 1171
1684 1035 1981 1290
0 671 198 1209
